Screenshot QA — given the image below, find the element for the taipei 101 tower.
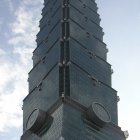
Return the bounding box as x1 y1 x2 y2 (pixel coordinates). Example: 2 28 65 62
21 0 128 139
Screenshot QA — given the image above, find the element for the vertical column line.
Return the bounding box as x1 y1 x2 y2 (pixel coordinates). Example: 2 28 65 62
59 0 70 97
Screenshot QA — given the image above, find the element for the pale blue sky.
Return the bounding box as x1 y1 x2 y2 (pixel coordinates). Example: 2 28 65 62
98 0 140 139
0 0 139 139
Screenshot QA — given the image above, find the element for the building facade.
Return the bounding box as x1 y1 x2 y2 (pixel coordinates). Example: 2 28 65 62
21 0 127 139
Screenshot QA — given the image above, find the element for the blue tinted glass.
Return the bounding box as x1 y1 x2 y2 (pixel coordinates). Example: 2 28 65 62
70 16 103 41
70 40 111 86
33 38 59 65
23 66 59 131
70 0 98 14
36 17 61 46
70 21 107 59
29 42 60 92
40 4 61 29
70 64 117 124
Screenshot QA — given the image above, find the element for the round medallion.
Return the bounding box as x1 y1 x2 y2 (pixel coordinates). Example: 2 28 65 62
92 103 110 122
26 109 46 132
86 102 111 127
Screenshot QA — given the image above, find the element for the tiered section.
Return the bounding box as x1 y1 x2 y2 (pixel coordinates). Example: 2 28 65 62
23 0 62 132
21 0 126 140
68 0 118 124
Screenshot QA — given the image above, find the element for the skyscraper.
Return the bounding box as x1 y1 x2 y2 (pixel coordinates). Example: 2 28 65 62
21 0 127 139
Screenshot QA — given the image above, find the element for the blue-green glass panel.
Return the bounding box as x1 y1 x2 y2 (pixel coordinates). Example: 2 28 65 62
40 2 61 29
70 40 111 86
33 38 59 66
41 105 63 140
36 18 61 46
69 3 100 25
70 0 98 14
70 64 118 124
23 66 59 131
29 42 60 92
70 21 107 60
69 4 103 40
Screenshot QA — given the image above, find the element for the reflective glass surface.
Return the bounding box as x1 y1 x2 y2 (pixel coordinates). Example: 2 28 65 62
36 18 61 46
70 37 107 60
23 66 59 131
41 105 63 140
22 0 123 139
40 104 125 140
70 40 111 85
69 4 103 40
70 0 98 14
29 41 60 92
69 3 100 25
70 16 103 41
40 5 61 31
42 0 60 17
70 64 118 124
33 39 60 66
70 20 107 60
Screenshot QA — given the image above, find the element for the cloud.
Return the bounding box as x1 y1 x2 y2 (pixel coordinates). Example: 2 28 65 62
0 48 5 57
23 0 43 6
8 0 43 64
0 61 28 131
0 0 43 133
0 50 22 134
13 47 33 64
10 6 35 35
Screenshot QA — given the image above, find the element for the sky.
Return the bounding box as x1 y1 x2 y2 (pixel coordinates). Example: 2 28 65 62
0 0 139 140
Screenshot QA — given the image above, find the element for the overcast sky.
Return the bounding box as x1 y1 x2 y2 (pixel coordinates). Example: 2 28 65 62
0 0 139 140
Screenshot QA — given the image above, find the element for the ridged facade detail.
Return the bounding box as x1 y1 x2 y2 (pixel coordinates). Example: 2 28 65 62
21 0 126 140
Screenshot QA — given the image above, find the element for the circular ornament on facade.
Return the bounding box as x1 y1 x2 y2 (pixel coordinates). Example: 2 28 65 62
86 102 111 127
26 109 46 132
